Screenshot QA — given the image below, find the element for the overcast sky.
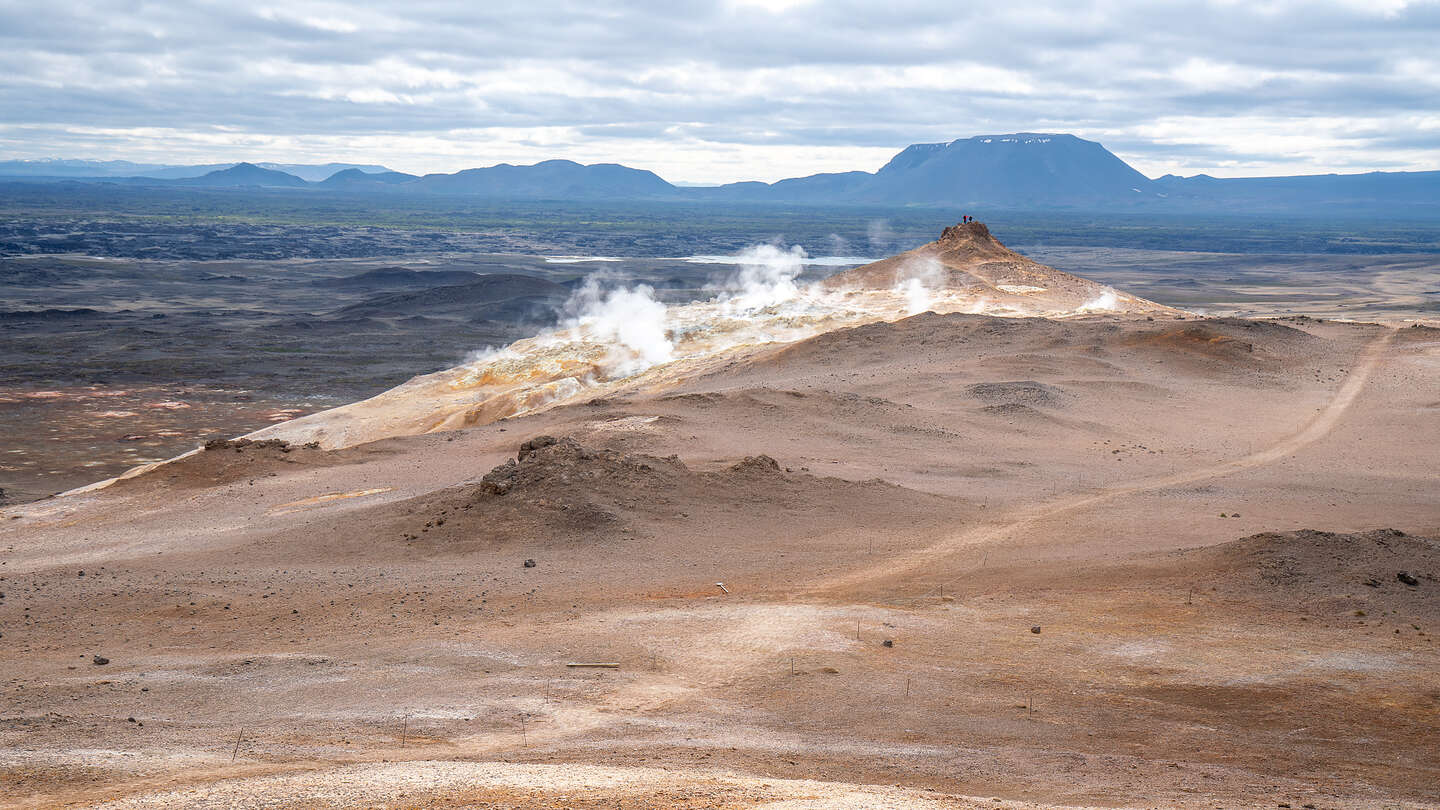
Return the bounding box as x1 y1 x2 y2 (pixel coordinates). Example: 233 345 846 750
1 0 1437 183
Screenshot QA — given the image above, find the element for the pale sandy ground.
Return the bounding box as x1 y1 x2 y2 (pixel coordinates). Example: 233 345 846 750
1 230 1437 808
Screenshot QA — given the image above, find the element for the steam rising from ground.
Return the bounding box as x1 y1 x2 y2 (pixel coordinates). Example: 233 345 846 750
239 245 1171 451
1078 289 1120 313
565 278 674 376
492 247 1143 398
718 244 808 312
560 245 811 379
891 255 946 315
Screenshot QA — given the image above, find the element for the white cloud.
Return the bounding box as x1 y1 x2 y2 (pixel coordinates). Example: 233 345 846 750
726 0 819 12
1169 58 1276 91
0 0 1436 180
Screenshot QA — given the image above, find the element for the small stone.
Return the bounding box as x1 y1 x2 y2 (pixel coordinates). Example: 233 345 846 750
1397 571 1419 586
882 639 894 648
523 559 537 568
1030 626 1042 634
126 717 136 723
92 655 109 666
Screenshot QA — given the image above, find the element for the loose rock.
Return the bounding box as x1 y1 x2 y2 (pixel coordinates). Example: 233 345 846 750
517 435 558 461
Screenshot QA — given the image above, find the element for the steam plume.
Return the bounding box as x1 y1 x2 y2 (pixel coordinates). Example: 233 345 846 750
564 277 674 376
720 244 808 312
1077 289 1120 313
891 255 946 315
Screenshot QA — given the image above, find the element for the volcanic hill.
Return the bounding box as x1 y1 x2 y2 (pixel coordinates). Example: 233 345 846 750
208 222 1172 455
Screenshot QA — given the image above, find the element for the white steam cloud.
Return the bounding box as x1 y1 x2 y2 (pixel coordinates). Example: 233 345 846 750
720 244 809 312
548 243 819 381
891 255 946 315
552 245 815 382
564 277 674 376
1077 289 1120 313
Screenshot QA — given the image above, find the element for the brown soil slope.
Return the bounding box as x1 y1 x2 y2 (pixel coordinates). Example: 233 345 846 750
2 310 1437 809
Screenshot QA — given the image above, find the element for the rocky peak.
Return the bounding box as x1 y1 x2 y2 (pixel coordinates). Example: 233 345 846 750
938 221 993 243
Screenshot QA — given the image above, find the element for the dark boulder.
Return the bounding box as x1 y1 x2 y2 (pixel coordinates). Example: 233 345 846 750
518 435 558 461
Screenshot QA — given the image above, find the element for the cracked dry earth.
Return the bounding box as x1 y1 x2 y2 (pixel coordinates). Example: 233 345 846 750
1 313 1437 809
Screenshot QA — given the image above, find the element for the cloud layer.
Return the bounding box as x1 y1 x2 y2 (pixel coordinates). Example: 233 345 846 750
1 0 1437 183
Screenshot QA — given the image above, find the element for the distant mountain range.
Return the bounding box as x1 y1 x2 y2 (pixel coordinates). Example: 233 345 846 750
3 135 1437 215
0 158 392 182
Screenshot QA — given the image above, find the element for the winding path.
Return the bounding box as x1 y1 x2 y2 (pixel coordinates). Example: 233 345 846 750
810 327 1398 595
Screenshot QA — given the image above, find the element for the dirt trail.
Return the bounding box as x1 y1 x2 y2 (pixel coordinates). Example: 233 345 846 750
810 327 1398 595
561 327 1396 753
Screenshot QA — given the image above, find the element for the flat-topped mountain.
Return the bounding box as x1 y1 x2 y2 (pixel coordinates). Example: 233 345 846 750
862 133 1154 204
702 133 1151 205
